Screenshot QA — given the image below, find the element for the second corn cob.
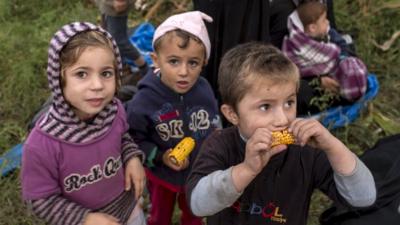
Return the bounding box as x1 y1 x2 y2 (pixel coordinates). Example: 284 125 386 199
168 137 196 166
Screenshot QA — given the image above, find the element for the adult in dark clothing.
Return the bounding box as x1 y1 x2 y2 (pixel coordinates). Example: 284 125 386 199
96 0 149 77
193 0 270 100
193 0 336 100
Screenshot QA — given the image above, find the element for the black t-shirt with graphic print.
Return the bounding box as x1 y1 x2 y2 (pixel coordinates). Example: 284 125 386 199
186 126 350 225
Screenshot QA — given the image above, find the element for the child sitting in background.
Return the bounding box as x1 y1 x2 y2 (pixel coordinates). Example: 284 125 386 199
125 11 221 225
282 1 368 113
21 22 145 225
186 42 376 225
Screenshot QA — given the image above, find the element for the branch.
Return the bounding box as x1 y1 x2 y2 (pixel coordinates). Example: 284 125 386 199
145 0 164 21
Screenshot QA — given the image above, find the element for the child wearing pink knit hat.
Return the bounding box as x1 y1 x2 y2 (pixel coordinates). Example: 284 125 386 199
152 11 212 60
126 11 221 225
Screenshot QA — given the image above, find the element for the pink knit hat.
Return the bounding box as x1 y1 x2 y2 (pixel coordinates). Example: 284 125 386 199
152 11 213 60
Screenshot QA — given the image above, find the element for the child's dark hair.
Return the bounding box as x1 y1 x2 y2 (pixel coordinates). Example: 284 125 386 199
297 1 327 28
218 42 299 110
59 30 119 90
153 29 206 59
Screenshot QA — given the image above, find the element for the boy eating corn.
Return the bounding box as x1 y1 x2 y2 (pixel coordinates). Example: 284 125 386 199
185 43 376 225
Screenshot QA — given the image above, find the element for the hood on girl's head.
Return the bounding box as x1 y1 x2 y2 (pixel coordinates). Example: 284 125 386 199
46 22 123 105
39 22 123 144
152 11 213 60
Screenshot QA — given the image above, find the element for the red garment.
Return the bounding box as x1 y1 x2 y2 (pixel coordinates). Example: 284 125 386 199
147 179 203 225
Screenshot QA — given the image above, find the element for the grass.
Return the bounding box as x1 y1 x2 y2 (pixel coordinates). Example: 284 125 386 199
0 0 399 224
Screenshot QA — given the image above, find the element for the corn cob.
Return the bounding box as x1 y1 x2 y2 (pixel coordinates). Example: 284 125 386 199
271 130 295 147
168 137 196 166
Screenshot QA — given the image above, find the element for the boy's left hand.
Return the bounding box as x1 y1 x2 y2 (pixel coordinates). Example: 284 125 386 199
290 118 337 152
125 157 146 200
290 118 357 175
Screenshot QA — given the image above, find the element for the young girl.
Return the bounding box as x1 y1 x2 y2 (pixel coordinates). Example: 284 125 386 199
125 11 221 225
21 22 146 225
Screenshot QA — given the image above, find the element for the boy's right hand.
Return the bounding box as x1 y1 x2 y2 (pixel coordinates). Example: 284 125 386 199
83 212 120 225
162 149 189 171
232 128 287 192
243 128 287 175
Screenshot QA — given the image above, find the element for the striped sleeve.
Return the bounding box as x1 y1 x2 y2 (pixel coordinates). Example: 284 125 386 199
121 132 145 165
28 195 91 225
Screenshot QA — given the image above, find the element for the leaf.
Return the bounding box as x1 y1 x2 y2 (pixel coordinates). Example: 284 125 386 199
372 30 400 51
372 111 400 135
379 1 400 10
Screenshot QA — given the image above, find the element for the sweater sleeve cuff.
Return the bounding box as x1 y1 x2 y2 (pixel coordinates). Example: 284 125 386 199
333 156 376 207
121 133 145 164
123 151 146 165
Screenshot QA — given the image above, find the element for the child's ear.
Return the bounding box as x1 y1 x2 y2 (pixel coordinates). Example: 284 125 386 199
307 24 316 35
220 104 239 125
150 52 159 68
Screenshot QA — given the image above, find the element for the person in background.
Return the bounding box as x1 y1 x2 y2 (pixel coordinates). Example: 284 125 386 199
125 11 221 225
186 42 376 225
21 22 146 225
282 1 368 115
192 0 336 102
96 0 149 78
192 0 270 100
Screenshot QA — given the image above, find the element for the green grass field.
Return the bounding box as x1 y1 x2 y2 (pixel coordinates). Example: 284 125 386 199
0 0 399 224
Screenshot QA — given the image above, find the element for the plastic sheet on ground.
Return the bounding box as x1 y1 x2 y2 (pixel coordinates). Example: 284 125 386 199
311 74 379 129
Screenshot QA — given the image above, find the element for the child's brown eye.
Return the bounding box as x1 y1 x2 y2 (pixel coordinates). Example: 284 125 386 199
260 104 270 111
285 100 296 108
101 71 114 78
189 60 199 68
76 71 87 78
168 59 179 65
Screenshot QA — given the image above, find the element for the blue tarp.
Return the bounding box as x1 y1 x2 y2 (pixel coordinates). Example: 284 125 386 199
311 74 379 129
126 22 155 67
0 143 23 176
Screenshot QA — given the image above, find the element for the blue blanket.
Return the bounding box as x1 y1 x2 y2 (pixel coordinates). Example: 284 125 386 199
126 22 155 67
0 143 23 176
311 74 379 129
